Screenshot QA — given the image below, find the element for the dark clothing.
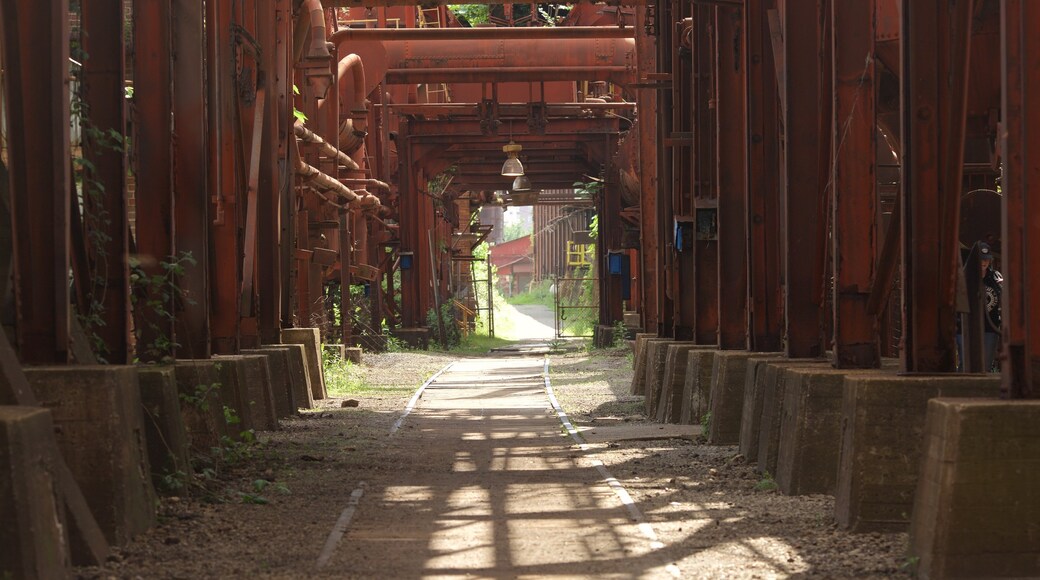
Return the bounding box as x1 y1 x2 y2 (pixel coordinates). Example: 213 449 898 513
983 268 1003 333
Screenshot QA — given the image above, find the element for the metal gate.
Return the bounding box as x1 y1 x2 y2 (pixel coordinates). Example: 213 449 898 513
553 275 598 338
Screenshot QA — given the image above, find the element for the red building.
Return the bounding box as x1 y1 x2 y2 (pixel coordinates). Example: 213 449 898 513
489 236 533 297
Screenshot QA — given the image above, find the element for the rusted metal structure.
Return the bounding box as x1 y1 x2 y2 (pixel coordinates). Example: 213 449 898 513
2 0 1040 573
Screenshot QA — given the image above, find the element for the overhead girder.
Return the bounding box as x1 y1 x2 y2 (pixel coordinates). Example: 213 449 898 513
331 26 636 41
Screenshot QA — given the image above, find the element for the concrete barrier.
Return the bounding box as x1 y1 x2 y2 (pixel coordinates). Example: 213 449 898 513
655 343 702 423
755 360 830 474
707 351 754 444
174 359 239 451
261 344 314 410
137 366 191 492
24 366 157 547
680 349 717 425
738 355 787 461
0 406 69 578
643 340 676 416
243 348 295 418
835 374 1000 532
909 399 1040 579
216 354 279 432
282 328 327 399
630 333 658 396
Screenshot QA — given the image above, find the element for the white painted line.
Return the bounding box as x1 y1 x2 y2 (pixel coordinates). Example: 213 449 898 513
390 361 455 435
316 482 367 569
542 357 666 555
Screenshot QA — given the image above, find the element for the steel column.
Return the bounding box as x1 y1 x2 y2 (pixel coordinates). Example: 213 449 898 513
745 0 783 352
1001 0 1040 397
716 4 749 350
172 0 211 359
134 0 177 361
208 0 241 354
0 0 71 363
831 0 880 368
691 5 719 346
782 0 828 358
635 5 659 334
81 0 131 363
900 0 974 372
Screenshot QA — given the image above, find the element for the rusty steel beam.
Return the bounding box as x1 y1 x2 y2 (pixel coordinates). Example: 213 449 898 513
691 5 718 346
385 67 633 85
1 0 72 363
745 0 783 352
782 0 828 358
134 0 176 361
1001 0 1040 397
81 0 132 364
383 102 637 116
172 0 211 359
655 0 675 337
635 4 660 334
326 0 646 5
332 26 635 41
208 0 241 354
831 0 879 368
900 0 974 372
716 5 748 350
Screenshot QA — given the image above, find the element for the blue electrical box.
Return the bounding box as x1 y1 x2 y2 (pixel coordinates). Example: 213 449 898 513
607 251 624 275
399 251 414 270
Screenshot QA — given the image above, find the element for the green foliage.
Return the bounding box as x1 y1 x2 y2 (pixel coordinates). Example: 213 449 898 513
130 251 198 362
426 303 461 349
179 381 220 412
755 471 779 492
700 411 712 435
449 4 490 25
502 221 532 242
611 320 628 347
158 469 189 494
323 351 367 395
508 279 554 308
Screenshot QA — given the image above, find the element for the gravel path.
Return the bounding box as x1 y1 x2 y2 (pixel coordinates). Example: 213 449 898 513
75 346 911 579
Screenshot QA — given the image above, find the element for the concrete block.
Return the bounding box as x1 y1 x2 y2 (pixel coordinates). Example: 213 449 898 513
643 340 677 416
343 347 362 364
281 328 327 399
909 399 1040 579
707 351 755 445
136 366 191 491
623 311 641 328
244 348 295 418
756 360 830 474
24 366 157 546
174 359 238 451
630 333 658 395
738 355 787 461
680 349 717 425
835 374 1001 532
264 344 314 410
0 406 69 578
655 343 703 423
216 354 279 432
594 325 615 348
774 367 877 495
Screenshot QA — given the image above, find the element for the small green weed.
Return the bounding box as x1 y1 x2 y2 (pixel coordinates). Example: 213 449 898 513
755 471 779 492
700 411 712 435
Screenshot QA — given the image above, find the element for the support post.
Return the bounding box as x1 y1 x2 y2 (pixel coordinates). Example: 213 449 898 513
831 0 880 368
81 0 131 363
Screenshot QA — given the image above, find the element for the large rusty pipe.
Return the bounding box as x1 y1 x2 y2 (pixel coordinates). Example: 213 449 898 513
294 122 360 170
337 53 369 153
385 66 632 85
295 0 329 63
331 26 635 42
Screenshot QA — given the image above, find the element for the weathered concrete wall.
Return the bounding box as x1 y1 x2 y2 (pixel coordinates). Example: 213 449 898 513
282 328 327 399
755 360 830 474
174 360 237 452
217 354 278 431
835 374 1001 532
0 406 69 579
261 344 314 410
738 355 787 461
24 366 157 547
655 343 701 423
643 340 675 416
909 399 1040 579
707 351 754 444
680 349 717 425
628 334 653 397
243 348 295 418
137 366 191 492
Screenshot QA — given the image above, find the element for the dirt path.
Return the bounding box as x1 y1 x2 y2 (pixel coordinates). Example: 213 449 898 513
332 356 676 578
505 304 556 340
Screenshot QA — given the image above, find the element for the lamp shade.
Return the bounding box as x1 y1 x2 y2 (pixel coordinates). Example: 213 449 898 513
511 174 532 191
501 156 524 177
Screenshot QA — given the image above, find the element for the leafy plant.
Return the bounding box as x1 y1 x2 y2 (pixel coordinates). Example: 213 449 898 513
700 411 712 435
449 4 490 25
130 251 198 362
611 320 627 347
755 472 779 492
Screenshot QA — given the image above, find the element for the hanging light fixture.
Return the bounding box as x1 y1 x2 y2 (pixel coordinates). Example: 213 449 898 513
511 174 532 191
501 141 524 176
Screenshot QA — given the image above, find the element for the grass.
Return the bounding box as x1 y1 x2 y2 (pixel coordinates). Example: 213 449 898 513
507 279 554 309
322 354 367 396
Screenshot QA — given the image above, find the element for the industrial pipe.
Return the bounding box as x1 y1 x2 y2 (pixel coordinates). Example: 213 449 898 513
330 26 635 42
295 0 334 97
384 66 632 85
294 123 360 170
337 54 369 154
